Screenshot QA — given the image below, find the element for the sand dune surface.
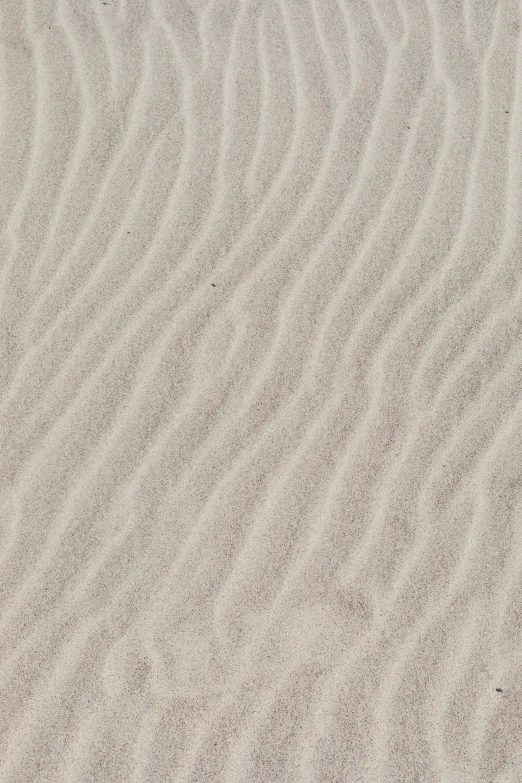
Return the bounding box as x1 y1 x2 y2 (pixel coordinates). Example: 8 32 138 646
1 0 522 780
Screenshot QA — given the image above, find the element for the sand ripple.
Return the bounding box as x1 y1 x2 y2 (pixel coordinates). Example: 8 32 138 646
1 0 522 780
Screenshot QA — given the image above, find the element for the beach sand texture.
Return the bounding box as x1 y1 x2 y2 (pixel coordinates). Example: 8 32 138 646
1 0 522 780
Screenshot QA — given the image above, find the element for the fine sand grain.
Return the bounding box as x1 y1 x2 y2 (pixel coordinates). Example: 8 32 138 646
1 1 522 781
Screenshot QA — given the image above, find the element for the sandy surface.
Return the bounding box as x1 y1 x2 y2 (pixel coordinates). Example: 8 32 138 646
1 1 522 781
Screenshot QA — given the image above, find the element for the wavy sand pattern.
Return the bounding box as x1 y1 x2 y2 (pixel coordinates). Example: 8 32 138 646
1 0 522 780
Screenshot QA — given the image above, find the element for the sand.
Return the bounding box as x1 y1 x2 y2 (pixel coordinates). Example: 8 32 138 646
1 0 522 781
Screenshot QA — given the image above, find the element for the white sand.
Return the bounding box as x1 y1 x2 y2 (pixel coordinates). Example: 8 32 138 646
1 1 522 780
